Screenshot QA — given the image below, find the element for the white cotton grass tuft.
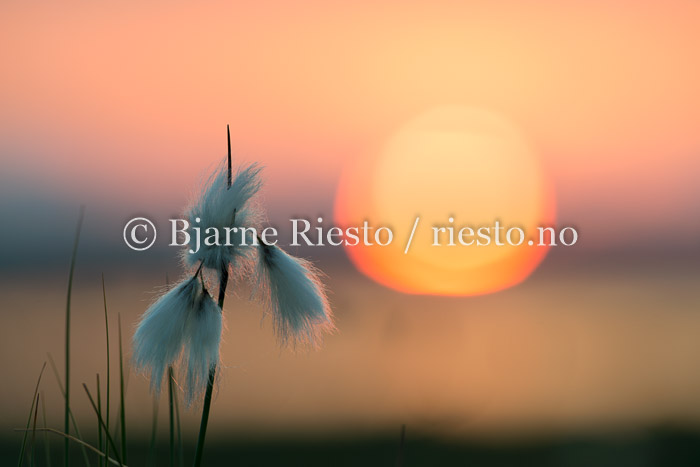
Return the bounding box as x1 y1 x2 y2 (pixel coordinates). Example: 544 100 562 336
132 276 202 393
183 290 223 405
256 242 335 347
183 163 263 273
133 131 335 421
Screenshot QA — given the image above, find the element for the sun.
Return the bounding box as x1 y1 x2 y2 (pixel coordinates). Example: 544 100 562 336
334 106 555 296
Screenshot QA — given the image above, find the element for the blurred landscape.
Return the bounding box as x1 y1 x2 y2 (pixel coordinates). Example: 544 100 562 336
1 243 700 464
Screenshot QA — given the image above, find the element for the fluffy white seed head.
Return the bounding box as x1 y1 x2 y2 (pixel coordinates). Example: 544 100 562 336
183 163 263 273
183 291 223 404
132 276 202 393
257 243 334 347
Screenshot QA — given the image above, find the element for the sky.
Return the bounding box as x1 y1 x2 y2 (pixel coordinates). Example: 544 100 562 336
1 0 699 262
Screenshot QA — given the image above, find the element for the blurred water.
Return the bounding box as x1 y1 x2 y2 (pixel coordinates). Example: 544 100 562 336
2 252 700 444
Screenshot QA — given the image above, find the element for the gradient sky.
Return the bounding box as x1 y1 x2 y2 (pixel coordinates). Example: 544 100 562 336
1 0 699 256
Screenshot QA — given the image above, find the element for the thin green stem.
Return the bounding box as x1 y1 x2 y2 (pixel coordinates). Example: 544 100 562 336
96 375 103 467
46 353 92 466
18 362 45 467
192 266 228 467
110 369 130 455
83 385 123 467
118 314 127 464
30 393 40 467
148 396 159 466
102 274 111 467
395 424 406 467
65 206 84 467
193 129 233 467
174 383 183 467
164 275 175 467
41 392 51 467
168 367 175 467
226 124 232 186
192 367 217 467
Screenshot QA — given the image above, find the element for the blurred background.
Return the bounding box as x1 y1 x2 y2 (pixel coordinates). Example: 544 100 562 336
1 1 700 465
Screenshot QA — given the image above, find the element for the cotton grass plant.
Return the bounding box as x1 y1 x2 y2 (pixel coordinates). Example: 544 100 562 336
16 127 333 467
132 126 335 466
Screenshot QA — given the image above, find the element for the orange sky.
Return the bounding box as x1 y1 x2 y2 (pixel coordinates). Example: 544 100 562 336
1 0 699 248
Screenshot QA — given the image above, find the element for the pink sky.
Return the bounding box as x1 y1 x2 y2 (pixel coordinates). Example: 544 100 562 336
2 0 699 248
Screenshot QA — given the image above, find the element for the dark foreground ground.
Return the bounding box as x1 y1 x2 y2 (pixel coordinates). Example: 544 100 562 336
6 428 700 467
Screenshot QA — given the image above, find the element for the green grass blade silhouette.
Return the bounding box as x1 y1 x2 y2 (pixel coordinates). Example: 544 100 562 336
65 206 84 467
17 362 45 467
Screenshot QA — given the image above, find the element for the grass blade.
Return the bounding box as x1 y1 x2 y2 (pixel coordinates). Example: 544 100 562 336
118 314 127 464
65 206 84 467
30 393 40 467
47 353 92 467
15 428 124 467
111 370 130 448
102 274 111 467
17 361 46 467
82 384 123 467
96 375 103 467
41 392 51 467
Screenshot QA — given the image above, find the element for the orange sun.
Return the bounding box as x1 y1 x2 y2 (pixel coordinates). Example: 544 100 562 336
334 106 555 296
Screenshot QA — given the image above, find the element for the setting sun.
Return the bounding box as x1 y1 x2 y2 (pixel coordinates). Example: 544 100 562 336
335 106 555 295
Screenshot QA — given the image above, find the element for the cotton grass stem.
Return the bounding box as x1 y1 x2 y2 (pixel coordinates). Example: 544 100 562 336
174 377 184 467
148 396 159 466
226 124 232 187
168 367 175 467
192 266 227 467
192 126 233 467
